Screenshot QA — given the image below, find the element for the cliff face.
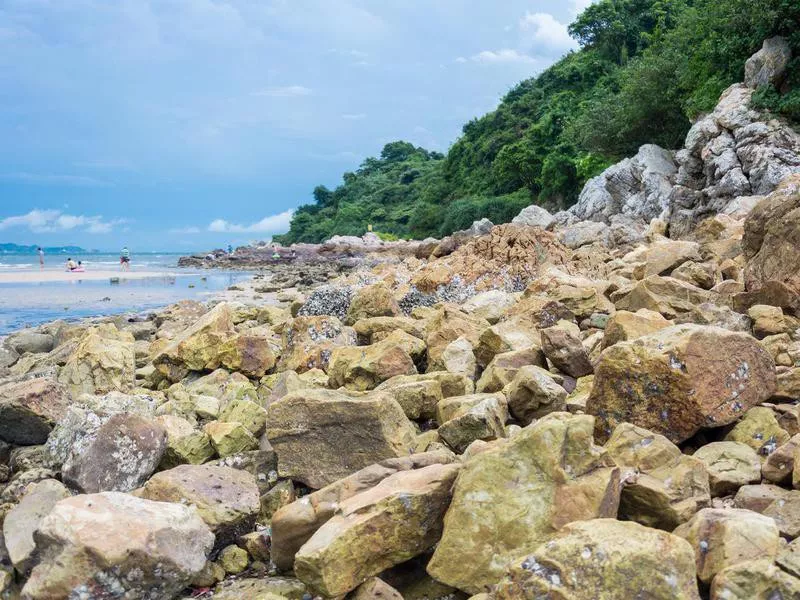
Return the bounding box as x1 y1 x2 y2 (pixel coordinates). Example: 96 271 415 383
563 38 800 237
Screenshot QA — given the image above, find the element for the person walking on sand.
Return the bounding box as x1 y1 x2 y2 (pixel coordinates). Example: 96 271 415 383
37 247 44 269
120 246 131 271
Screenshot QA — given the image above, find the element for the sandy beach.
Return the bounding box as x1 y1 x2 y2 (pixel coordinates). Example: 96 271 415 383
0 270 186 284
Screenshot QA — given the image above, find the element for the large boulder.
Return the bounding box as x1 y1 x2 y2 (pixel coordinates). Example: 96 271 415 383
504 365 567 425
710 559 800 600
266 389 417 488
21 492 214 599
511 204 554 229
135 464 260 549
62 412 167 493
425 305 489 372
0 376 71 445
6 332 54 355
493 519 700 600
294 463 461 597
426 413 620 593
58 324 135 395
587 324 776 443
602 308 671 348
270 451 455 571
152 302 237 381
605 423 710 529
327 330 422 391
693 441 761 496
614 276 712 318
745 36 792 89
569 144 677 224
743 173 800 299
345 283 401 325
674 507 780 584
277 315 356 373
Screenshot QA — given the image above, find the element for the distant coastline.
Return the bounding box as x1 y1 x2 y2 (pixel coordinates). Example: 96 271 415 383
0 243 94 254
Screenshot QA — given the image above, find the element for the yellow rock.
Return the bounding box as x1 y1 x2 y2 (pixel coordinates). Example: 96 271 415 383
426 413 620 593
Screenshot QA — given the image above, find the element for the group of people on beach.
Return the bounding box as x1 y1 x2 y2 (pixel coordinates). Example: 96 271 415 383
35 246 132 272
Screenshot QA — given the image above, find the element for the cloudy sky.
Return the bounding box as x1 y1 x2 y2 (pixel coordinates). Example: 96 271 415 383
0 0 590 250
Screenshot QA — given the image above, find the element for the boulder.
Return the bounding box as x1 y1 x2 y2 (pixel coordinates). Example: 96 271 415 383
693 441 761 496
425 305 489 372
270 451 455 570
540 326 593 377
353 316 425 344
21 492 214 599
277 315 356 373
0 376 70 445
136 464 260 549
267 389 416 488
62 412 167 493
294 463 461 597
327 330 422 391
352 578 404 600
724 406 789 456
437 393 508 453
461 290 519 324
710 559 800 600
374 376 442 421
345 283 401 325
744 36 792 89
203 420 258 457
7 332 54 355
504 365 567 425
493 519 700 600
569 144 677 224
602 308 671 348
474 318 541 368
218 397 268 436
3 479 70 574
511 204 554 229
642 240 701 277
743 174 800 297
605 423 710 529
614 276 713 318
559 221 610 249
426 413 620 593
151 302 236 381
674 507 780 583
441 337 477 380
216 332 276 379
212 576 308 600
762 433 800 483
733 484 800 538
475 347 546 393
587 324 776 443
58 324 135 395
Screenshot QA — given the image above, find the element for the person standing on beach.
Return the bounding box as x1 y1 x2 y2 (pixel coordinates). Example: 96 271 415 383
37 247 44 269
120 246 131 271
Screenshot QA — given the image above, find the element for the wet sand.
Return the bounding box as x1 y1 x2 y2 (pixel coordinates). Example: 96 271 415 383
0 270 183 284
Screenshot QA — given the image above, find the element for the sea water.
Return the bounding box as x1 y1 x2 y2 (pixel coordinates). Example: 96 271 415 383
0 252 252 334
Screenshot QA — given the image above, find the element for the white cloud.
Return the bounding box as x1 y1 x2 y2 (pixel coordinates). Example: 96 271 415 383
454 56 468 64
470 49 538 65
169 226 202 234
519 12 576 53
0 209 124 234
251 85 312 98
206 210 294 234
341 113 366 120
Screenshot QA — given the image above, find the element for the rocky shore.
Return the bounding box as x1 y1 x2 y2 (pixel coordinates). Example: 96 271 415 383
0 40 799 600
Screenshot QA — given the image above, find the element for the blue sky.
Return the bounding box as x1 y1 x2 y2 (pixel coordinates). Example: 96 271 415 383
0 0 590 251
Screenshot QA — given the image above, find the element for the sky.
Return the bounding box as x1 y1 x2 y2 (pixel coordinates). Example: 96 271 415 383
0 0 592 251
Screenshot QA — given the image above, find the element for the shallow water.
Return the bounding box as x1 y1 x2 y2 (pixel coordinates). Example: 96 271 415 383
0 253 253 334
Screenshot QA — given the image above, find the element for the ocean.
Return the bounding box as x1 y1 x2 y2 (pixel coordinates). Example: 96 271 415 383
0 252 253 335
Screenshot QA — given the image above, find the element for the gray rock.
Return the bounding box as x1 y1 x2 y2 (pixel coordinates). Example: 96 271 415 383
559 220 610 249
62 412 167 493
0 376 71 445
0 345 19 369
511 205 554 229
3 479 70 573
7 332 55 355
745 36 792 89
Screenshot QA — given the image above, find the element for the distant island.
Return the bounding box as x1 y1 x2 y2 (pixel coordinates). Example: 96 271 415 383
0 243 94 254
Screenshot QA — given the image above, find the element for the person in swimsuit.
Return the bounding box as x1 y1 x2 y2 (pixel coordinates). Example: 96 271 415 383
120 246 130 271
66 258 77 271
37 247 44 269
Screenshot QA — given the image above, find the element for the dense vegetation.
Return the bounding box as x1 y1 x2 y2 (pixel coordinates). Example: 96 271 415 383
275 0 800 244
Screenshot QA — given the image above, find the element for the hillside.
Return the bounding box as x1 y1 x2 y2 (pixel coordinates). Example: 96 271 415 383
275 0 799 245
0 243 89 254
